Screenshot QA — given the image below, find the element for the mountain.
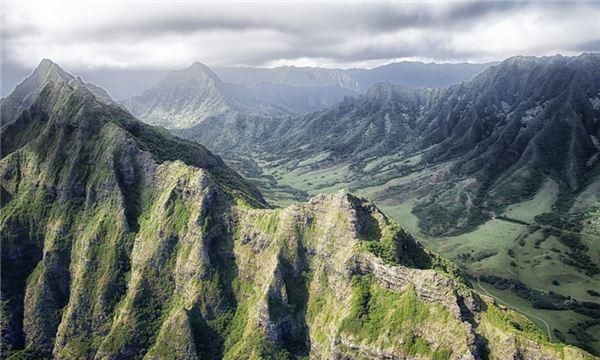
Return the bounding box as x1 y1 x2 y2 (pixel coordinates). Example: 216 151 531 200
185 81 435 162
1 59 118 125
347 61 494 91
0 59 266 358
0 63 170 100
214 65 360 90
185 54 600 354
122 62 356 130
2 61 489 101
264 82 438 160
410 54 600 234
124 61 487 131
2 60 595 359
248 82 356 114
192 54 600 235
121 62 289 129
215 61 492 91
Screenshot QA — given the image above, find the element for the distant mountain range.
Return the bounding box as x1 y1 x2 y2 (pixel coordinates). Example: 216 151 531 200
120 60 491 135
2 60 490 102
215 65 360 90
188 53 600 235
215 61 493 91
121 62 363 129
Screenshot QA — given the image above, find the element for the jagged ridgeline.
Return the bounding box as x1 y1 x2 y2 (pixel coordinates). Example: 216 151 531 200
187 54 600 236
1 61 596 359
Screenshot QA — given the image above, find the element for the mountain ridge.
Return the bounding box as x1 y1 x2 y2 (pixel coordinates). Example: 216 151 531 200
214 61 492 91
121 61 363 131
120 60 493 131
182 54 600 353
2 60 596 359
121 61 290 129
189 53 600 235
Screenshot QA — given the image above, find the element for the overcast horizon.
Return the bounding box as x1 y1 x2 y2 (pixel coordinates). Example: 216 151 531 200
2 1 600 97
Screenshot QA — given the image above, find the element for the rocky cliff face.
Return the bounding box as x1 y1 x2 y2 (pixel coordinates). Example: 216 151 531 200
1 61 596 360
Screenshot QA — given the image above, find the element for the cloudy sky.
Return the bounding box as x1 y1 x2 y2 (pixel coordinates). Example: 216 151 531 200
1 1 600 96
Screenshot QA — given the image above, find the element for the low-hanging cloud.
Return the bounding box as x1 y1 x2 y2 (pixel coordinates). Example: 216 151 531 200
1 1 600 74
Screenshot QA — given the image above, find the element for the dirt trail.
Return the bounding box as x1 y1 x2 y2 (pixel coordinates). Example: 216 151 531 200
475 278 553 341
528 286 600 305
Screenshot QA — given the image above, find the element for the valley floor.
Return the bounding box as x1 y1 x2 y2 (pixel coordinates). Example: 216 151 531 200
222 155 600 356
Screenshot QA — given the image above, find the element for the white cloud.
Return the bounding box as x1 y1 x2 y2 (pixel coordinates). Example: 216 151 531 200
1 0 599 72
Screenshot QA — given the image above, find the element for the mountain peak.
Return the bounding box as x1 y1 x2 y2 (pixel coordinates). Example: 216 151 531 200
37 58 56 70
157 61 222 87
189 61 212 70
2 60 117 125
32 58 73 82
1 59 76 114
183 61 220 79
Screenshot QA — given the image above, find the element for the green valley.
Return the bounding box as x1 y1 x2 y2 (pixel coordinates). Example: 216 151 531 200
5 59 598 360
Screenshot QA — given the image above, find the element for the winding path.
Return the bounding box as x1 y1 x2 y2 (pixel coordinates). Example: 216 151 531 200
475 278 553 341
528 286 600 305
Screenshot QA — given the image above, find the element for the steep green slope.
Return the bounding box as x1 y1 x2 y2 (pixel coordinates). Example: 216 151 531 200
185 82 435 159
1 60 266 358
186 54 600 282
180 54 600 354
1 61 597 360
412 54 600 235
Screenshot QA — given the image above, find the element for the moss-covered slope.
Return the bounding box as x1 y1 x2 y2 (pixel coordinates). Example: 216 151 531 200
1 61 596 360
